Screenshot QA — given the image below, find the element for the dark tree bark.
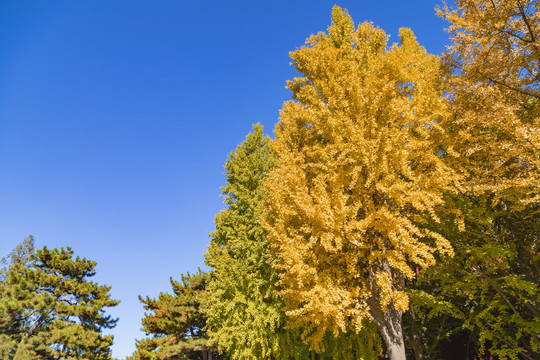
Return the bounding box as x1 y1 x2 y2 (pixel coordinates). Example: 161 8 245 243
408 307 424 360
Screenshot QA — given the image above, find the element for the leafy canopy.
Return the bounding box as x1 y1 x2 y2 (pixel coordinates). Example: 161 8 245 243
263 6 459 354
438 0 540 208
203 124 291 360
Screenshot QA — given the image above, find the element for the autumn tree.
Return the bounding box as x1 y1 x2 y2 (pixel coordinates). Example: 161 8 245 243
405 2 540 359
203 124 381 360
131 270 222 360
262 7 460 360
0 239 119 360
438 0 539 206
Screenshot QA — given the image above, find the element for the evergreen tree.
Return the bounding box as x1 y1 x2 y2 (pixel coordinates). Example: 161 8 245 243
0 240 119 360
202 124 296 360
0 236 35 282
131 270 222 360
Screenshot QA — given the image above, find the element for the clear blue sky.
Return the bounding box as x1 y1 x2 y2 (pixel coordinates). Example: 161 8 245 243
0 1 451 358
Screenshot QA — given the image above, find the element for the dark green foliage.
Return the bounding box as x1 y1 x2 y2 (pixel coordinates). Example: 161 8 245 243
0 238 119 360
131 270 223 360
406 195 539 360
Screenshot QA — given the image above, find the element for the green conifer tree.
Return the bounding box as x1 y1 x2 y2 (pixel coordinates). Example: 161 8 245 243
0 240 119 360
203 124 293 360
0 236 35 282
131 270 222 360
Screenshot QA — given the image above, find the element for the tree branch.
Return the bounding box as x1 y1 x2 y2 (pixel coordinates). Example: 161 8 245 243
475 70 540 99
517 0 537 43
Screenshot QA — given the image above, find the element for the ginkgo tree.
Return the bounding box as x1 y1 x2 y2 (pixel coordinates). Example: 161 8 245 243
263 6 460 360
438 0 540 207
417 1 540 358
203 124 381 360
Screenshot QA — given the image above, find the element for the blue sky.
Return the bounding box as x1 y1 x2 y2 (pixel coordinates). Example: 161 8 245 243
0 1 451 358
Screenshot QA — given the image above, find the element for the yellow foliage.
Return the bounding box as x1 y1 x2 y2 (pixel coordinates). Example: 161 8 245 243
438 0 540 208
263 6 459 350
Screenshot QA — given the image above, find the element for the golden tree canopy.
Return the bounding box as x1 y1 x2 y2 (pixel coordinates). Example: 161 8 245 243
263 6 460 348
439 0 540 207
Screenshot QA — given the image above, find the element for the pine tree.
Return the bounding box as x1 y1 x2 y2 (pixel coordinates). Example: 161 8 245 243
0 240 119 360
0 236 35 282
262 7 460 360
131 270 221 360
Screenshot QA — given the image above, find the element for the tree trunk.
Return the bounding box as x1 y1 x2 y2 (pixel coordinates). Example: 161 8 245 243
408 307 424 360
368 297 407 360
